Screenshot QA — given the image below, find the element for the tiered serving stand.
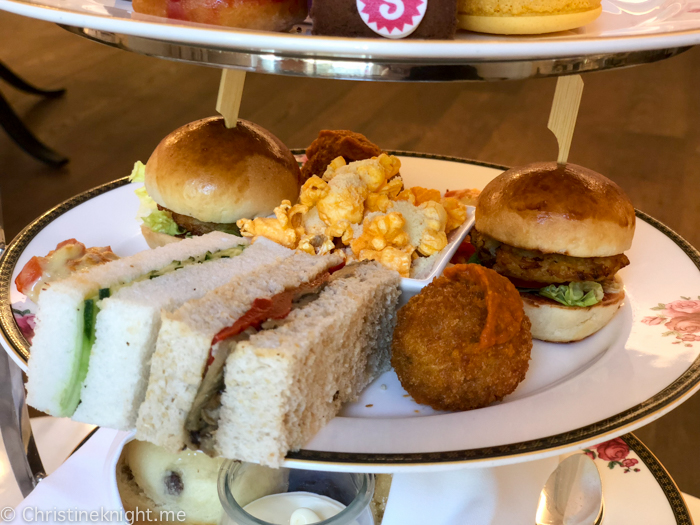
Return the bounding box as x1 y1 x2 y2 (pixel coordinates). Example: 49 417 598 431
2 0 700 522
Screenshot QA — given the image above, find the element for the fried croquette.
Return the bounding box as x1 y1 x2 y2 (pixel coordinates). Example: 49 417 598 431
301 130 383 181
471 228 629 285
391 264 532 411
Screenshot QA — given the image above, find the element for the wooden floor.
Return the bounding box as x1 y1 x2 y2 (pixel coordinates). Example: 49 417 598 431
2 10 700 496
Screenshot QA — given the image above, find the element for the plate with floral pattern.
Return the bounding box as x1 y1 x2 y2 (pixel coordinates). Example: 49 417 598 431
2 153 700 472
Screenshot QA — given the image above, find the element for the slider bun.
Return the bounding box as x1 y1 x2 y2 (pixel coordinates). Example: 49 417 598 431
140 224 182 249
522 284 625 343
475 162 635 257
457 7 601 34
145 117 301 224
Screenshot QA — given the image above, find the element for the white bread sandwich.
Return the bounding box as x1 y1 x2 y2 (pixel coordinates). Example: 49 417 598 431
136 256 400 467
472 162 635 342
71 238 294 430
26 232 266 420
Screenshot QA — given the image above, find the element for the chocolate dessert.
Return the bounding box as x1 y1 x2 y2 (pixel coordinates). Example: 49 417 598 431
311 0 458 39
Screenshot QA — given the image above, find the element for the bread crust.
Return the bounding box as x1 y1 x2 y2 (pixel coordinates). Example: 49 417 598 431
475 162 635 257
145 117 301 224
522 286 625 342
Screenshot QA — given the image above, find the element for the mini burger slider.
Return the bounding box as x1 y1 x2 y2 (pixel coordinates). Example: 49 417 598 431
130 117 302 248
472 162 635 342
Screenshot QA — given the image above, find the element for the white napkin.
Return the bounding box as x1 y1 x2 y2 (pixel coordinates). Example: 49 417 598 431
381 468 499 524
10 428 128 524
1 417 95 509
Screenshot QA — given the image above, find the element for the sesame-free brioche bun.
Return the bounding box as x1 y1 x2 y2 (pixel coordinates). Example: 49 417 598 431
144 117 301 225
521 277 625 342
140 224 182 249
457 0 601 34
475 162 635 258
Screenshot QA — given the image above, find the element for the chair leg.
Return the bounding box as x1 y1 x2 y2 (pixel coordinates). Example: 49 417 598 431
0 91 68 167
0 62 65 98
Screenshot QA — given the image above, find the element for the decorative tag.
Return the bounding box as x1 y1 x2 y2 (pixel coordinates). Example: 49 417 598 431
356 0 427 39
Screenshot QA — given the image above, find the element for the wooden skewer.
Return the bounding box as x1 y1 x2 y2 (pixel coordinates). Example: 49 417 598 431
547 75 584 166
216 69 247 128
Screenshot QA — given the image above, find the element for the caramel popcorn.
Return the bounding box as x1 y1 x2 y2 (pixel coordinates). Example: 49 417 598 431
299 176 330 208
316 174 368 225
365 176 404 213
365 193 392 214
418 201 448 233
442 197 468 233
236 153 469 278
326 220 354 246
397 186 441 206
298 233 335 256
237 200 307 249
323 154 400 192
417 228 448 257
351 212 410 255
358 246 414 278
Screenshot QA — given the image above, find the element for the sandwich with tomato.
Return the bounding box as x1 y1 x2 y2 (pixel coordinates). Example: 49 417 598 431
136 254 400 467
471 162 635 342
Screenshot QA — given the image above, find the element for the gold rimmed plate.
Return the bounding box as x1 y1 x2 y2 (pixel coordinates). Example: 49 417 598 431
2 153 700 472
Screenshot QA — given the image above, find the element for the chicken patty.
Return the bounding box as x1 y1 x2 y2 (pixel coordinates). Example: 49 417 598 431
392 264 532 412
158 205 240 237
471 228 629 285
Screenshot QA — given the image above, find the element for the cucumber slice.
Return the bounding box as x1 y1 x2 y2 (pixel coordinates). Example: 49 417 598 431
58 298 99 415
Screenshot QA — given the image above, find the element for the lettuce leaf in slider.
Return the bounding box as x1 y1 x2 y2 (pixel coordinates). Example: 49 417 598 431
539 281 604 307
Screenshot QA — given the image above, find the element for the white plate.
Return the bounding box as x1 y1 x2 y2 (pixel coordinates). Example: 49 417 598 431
2 154 700 472
2 0 700 61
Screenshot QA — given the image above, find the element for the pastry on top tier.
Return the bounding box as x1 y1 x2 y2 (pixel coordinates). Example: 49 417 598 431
457 0 601 34
133 0 307 31
311 0 458 39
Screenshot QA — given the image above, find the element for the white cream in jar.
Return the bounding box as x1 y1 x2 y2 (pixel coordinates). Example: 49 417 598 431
242 491 346 524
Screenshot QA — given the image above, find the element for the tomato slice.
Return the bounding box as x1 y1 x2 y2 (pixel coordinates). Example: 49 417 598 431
15 257 44 296
54 238 82 251
211 269 337 347
450 240 476 265
211 295 294 346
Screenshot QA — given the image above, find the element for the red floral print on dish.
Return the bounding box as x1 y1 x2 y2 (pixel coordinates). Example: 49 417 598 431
582 438 641 474
641 295 700 347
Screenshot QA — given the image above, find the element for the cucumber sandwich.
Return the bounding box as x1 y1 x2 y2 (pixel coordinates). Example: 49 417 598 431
26 233 293 429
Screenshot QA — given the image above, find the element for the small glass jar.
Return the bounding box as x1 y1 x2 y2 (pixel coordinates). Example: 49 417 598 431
218 461 375 525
